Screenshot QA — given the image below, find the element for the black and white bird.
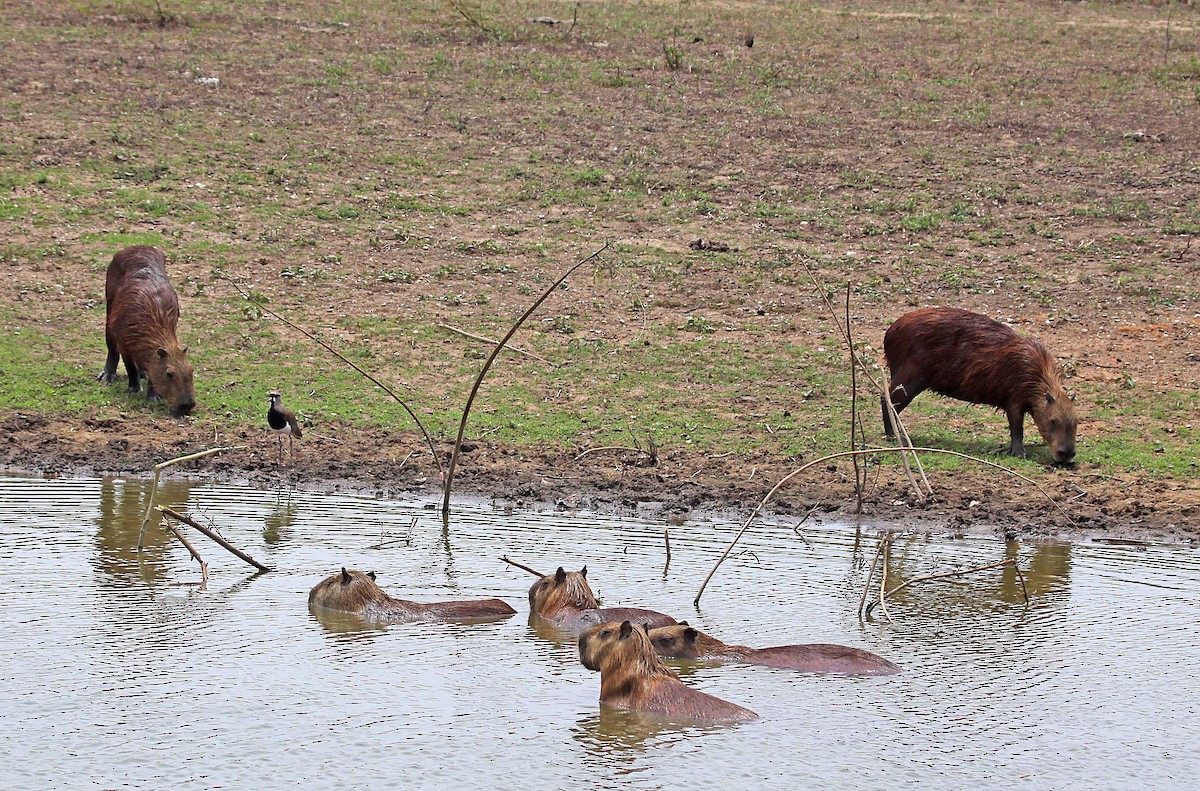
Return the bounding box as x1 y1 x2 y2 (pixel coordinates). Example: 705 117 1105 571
267 391 302 461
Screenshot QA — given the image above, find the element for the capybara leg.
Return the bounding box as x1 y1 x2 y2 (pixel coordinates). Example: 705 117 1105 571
145 380 161 402
98 342 119 384
1006 407 1026 457
123 357 141 393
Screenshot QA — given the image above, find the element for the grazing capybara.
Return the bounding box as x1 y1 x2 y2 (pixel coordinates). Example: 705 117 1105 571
309 568 516 623
97 246 195 416
579 620 758 723
528 566 676 634
647 623 900 676
882 306 1077 463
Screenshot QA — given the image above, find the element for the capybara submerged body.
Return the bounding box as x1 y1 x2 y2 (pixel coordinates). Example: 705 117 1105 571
579 620 757 723
648 624 900 676
309 568 516 623
882 306 1077 463
98 246 195 416
528 566 676 634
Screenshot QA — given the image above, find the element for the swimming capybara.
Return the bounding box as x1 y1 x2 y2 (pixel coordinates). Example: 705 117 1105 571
97 246 195 416
309 568 516 622
578 620 758 723
647 623 900 676
528 566 676 634
882 306 1077 463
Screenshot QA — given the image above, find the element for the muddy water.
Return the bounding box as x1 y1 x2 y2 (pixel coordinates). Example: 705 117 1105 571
0 476 1196 790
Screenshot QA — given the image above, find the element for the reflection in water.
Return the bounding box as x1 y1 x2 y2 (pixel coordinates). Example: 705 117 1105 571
572 707 686 757
94 477 197 584
1001 541 1072 603
263 487 298 545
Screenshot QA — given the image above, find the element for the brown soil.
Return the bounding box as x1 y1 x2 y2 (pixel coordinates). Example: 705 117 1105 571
2 1 1198 543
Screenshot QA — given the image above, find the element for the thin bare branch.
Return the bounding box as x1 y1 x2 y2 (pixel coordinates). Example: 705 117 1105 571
501 556 546 577
160 507 272 572
138 446 236 549
442 242 611 517
437 323 557 367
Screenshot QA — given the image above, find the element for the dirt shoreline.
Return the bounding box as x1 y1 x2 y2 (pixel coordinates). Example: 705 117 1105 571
3 411 1195 545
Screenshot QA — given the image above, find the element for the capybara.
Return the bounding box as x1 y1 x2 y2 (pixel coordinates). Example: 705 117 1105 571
97 246 195 416
647 623 900 676
578 620 758 723
882 306 1077 463
528 566 676 634
309 568 516 622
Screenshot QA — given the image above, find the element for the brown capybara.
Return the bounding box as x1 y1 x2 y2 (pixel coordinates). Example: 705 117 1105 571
647 623 900 676
579 620 758 723
882 306 1077 463
309 568 516 623
97 246 195 416
528 566 676 634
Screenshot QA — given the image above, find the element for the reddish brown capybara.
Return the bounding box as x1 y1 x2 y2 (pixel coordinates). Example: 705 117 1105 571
528 566 676 634
97 246 195 416
882 306 1077 463
309 568 517 623
579 620 758 723
647 623 900 676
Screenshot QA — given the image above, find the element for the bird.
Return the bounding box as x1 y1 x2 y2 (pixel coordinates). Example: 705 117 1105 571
267 391 302 462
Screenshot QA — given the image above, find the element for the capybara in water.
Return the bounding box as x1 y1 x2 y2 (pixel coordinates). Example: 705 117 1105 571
528 566 676 634
647 623 900 676
309 568 516 622
97 246 195 416
882 306 1077 463
579 620 758 723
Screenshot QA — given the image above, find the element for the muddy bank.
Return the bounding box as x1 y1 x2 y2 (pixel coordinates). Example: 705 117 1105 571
2 411 1195 545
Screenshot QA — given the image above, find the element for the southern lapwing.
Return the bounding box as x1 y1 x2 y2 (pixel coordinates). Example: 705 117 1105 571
267 391 302 461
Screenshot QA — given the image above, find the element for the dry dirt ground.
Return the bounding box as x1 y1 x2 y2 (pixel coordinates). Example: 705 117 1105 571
1 1 1198 542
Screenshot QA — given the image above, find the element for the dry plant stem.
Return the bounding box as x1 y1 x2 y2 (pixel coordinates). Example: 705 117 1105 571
159 507 272 572
574 446 650 461
865 558 1028 617
137 446 235 550
802 261 929 500
692 446 1075 607
225 278 444 481
663 528 672 576
501 556 546 577
436 323 556 367
163 517 209 584
441 242 611 517
847 283 864 513
877 535 893 623
857 534 886 618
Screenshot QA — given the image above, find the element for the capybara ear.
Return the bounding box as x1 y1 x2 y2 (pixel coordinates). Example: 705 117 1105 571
619 620 633 639
678 620 689 627
340 568 351 584
580 565 588 579
640 623 651 634
182 345 189 354
367 571 376 581
157 347 168 358
1045 392 1055 405
683 628 699 643
555 567 567 584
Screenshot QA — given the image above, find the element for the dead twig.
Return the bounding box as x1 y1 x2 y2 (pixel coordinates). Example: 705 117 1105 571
138 446 236 550
442 242 611 517
574 445 652 461
663 527 672 577
857 533 886 617
437 323 557 367
501 556 546 577
163 516 208 585
159 507 272 572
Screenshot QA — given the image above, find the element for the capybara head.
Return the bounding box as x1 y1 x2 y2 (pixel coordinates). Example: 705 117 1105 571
1030 389 1077 464
647 622 704 659
308 568 383 612
148 344 195 416
578 620 665 676
528 566 600 614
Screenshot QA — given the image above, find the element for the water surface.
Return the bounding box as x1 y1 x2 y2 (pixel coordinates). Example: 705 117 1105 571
0 476 1196 790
